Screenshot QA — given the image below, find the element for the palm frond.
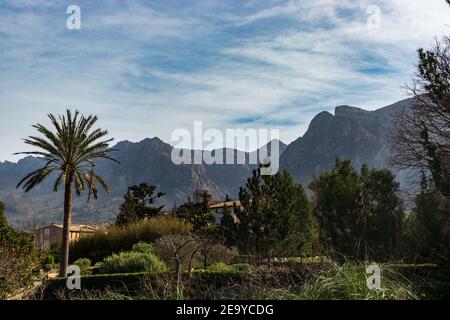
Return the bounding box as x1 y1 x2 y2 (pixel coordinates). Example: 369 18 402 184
16 109 117 201
53 172 65 192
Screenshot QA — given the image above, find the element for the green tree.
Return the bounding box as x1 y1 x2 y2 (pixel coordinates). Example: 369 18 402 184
401 180 450 263
309 159 362 260
176 194 215 234
360 165 404 260
115 190 138 226
218 204 238 248
16 110 117 277
115 183 165 226
310 159 404 261
233 167 317 263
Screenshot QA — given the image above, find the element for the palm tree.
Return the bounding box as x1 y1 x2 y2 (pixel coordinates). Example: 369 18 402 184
16 110 118 277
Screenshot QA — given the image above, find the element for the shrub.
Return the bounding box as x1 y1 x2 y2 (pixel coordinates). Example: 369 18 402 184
73 258 92 275
131 242 155 255
43 255 55 270
42 272 151 299
42 270 243 300
1 202 42 299
207 262 234 272
231 263 250 271
99 251 167 274
70 216 192 263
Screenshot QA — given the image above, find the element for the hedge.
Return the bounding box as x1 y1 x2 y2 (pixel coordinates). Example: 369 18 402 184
43 272 154 299
42 270 244 300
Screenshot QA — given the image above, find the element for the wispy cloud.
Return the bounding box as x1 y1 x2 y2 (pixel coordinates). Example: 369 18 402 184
0 0 449 160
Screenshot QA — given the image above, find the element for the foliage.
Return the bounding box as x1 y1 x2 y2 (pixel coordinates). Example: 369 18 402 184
207 262 234 272
42 263 442 300
0 202 42 299
70 216 191 263
42 272 150 299
15 110 117 277
115 184 165 226
43 255 55 271
131 242 156 255
309 159 404 261
298 262 418 300
401 185 450 264
176 196 215 233
73 258 92 275
230 168 318 260
99 247 166 275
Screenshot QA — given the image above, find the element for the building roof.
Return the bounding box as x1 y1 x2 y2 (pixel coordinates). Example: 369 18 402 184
209 200 242 209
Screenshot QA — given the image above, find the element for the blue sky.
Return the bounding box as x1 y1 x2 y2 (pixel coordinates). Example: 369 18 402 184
0 0 449 161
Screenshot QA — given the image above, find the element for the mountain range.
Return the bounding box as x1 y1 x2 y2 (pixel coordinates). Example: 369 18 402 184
0 98 412 229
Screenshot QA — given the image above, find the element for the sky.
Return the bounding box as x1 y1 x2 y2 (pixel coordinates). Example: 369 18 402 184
0 0 449 162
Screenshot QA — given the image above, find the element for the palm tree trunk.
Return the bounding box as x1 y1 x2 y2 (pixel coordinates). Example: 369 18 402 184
59 177 73 277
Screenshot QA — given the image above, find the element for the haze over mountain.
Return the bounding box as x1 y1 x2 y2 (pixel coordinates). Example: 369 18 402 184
0 98 412 229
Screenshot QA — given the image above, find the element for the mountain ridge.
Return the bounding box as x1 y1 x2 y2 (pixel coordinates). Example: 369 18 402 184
0 98 412 229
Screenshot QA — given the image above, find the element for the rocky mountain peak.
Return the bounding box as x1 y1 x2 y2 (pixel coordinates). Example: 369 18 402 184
335 105 369 118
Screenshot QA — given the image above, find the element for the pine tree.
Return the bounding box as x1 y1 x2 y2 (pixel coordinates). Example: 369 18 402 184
310 159 404 261
233 167 318 262
115 183 165 226
115 190 138 226
176 194 215 234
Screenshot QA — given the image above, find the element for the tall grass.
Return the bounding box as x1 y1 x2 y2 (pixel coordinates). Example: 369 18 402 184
70 216 192 263
297 262 418 300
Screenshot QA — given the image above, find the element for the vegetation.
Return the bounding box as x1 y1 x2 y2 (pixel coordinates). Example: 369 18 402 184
176 195 215 234
401 180 450 264
99 243 166 274
116 183 166 226
70 216 192 263
7 10 450 300
297 262 418 300
392 34 450 266
15 110 118 277
73 258 92 275
42 263 450 300
0 202 42 299
226 168 318 262
392 37 450 198
309 159 404 261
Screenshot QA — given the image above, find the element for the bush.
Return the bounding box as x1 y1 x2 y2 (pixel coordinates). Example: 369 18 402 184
131 242 155 255
1 202 42 299
231 263 250 271
207 262 234 272
73 258 92 275
43 255 55 270
99 251 167 274
42 270 243 300
42 272 151 299
70 216 192 263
